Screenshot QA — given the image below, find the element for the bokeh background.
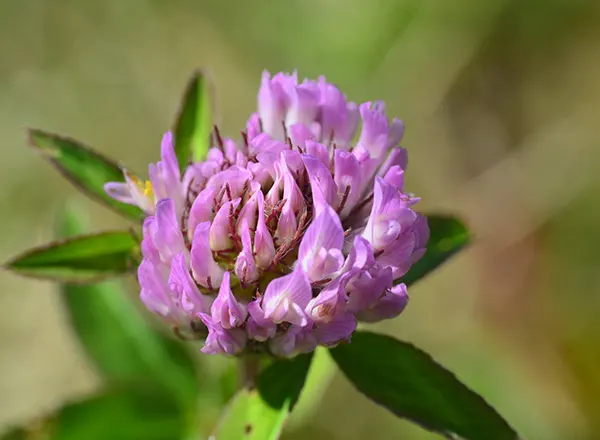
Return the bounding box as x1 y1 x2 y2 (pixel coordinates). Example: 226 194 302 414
2 0 600 439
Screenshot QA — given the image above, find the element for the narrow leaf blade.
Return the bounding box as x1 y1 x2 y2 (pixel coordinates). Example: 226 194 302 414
28 129 143 221
6 231 139 283
173 70 213 166
400 214 470 286
330 332 518 440
212 354 313 440
57 206 199 407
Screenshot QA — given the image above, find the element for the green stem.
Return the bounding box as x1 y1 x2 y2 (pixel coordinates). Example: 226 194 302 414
240 356 261 389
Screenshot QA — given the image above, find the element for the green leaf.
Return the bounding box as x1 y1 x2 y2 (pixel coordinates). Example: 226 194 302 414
6 231 139 283
27 129 144 221
330 332 518 440
194 357 239 434
400 214 470 286
211 354 313 440
57 206 199 408
62 281 199 406
51 385 184 440
173 70 214 166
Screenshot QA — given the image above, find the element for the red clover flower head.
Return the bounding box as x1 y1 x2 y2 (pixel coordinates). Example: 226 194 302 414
105 71 429 358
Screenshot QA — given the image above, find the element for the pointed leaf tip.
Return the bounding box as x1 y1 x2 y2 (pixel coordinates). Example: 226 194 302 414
330 331 518 440
173 69 214 167
26 129 144 221
6 230 139 283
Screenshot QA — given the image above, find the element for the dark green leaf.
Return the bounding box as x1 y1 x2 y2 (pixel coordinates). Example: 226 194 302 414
173 70 214 166
330 332 518 440
400 214 470 286
211 354 313 440
256 353 313 410
52 385 184 440
57 206 199 407
6 231 139 283
27 129 144 221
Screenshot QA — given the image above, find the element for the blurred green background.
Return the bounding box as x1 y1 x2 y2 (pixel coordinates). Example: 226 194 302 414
2 0 600 439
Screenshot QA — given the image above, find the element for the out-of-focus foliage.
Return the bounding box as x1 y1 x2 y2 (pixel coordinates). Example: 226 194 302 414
48 385 185 440
1 0 600 439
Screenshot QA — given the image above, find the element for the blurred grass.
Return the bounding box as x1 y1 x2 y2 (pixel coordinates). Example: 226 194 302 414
1 0 600 439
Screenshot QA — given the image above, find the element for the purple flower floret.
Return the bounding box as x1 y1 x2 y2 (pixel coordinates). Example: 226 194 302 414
105 71 429 358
